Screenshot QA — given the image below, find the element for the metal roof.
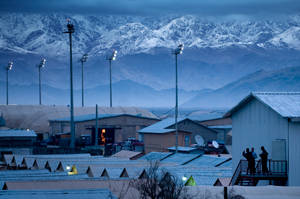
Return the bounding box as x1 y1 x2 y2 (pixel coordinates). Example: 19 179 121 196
189 112 225 122
138 152 173 161
138 117 188 134
111 150 142 159
224 92 300 120
185 155 231 167
0 189 117 199
161 153 201 165
2 179 138 199
164 165 232 185
208 125 232 129
50 113 159 123
0 129 36 137
167 146 197 152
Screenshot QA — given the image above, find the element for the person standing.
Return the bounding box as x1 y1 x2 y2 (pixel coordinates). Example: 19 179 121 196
260 146 269 174
251 147 257 174
243 148 253 175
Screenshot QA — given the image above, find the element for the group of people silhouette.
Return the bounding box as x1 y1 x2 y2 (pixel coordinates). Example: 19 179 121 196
242 146 269 175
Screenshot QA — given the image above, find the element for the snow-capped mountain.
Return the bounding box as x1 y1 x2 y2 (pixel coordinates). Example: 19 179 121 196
1 13 300 95
1 13 300 56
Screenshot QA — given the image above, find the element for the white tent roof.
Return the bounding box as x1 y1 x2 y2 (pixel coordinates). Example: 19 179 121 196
0 105 157 133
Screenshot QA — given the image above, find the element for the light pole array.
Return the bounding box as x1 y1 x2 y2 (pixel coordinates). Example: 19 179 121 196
173 44 184 153
80 54 88 107
63 20 76 149
38 58 46 105
107 50 117 107
6 61 13 105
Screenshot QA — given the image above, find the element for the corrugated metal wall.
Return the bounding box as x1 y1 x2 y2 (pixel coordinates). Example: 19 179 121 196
288 122 300 186
232 99 288 172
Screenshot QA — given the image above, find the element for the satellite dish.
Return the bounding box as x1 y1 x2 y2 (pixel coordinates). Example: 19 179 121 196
195 135 204 146
212 140 219 149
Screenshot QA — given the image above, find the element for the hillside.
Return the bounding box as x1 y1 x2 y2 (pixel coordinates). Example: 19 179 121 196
183 66 300 108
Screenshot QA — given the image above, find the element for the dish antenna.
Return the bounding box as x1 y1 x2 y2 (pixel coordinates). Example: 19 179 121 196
212 140 219 149
195 135 204 146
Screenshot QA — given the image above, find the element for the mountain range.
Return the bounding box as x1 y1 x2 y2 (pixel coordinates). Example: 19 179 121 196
0 66 299 108
0 13 300 107
183 66 300 108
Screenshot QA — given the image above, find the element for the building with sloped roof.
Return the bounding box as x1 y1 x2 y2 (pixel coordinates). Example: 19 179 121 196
225 92 300 186
49 113 159 146
138 117 219 153
0 105 157 140
0 129 36 147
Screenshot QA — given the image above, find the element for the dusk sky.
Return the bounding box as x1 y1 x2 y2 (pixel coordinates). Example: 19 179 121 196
1 0 300 16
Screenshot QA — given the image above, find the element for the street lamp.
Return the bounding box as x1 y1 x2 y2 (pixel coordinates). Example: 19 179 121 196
106 50 117 107
63 19 75 149
6 61 13 105
38 58 46 105
80 54 88 107
172 44 184 153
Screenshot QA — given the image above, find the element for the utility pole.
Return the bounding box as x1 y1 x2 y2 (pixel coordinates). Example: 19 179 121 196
95 104 98 146
173 44 184 153
6 61 13 105
80 54 88 107
106 50 117 107
175 53 178 153
109 59 112 107
64 20 75 149
38 58 46 105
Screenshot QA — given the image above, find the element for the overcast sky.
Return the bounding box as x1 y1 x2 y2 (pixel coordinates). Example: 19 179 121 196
0 0 299 16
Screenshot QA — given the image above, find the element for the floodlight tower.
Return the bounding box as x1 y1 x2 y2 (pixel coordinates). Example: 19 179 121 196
80 54 88 107
38 58 46 105
106 50 117 107
63 19 76 149
172 44 184 153
6 61 13 105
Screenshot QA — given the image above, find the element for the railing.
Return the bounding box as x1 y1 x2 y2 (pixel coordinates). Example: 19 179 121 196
242 159 288 176
230 160 243 185
230 159 287 185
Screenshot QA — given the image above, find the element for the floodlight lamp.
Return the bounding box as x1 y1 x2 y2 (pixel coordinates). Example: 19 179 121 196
7 61 13 70
110 50 117 61
175 44 184 55
81 54 88 62
179 44 184 50
182 176 187 181
40 58 46 67
66 165 71 170
66 20 75 33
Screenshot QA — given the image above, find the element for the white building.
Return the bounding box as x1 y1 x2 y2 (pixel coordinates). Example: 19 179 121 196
224 92 300 186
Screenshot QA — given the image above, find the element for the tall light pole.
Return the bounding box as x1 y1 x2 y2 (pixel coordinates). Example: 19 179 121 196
6 61 13 105
106 50 117 107
95 104 98 146
172 44 184 153
64 19 75 149
38 58 46 105
80 54 88 107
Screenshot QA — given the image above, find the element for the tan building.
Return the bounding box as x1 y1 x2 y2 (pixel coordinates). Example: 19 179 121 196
142 130 191 153
49 114 159 145
139 118 218 153
0 105 157 140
